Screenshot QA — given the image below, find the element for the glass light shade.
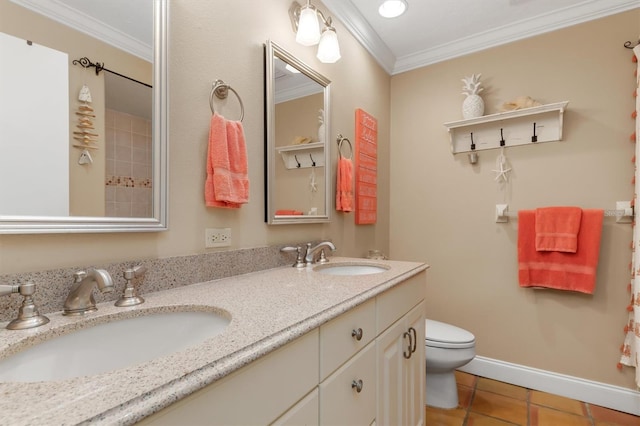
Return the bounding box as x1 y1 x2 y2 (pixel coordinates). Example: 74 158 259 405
296 6 321 46
316 28 341 63
378 0 407 18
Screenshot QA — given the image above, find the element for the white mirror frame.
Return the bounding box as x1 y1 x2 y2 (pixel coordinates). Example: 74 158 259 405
265 40 331 225
0 0 169 234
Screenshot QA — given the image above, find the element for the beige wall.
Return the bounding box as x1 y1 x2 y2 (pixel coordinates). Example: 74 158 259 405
390 10 639 389
0 0 391 273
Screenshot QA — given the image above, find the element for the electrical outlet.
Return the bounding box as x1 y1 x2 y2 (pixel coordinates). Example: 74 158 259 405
205 228 231 248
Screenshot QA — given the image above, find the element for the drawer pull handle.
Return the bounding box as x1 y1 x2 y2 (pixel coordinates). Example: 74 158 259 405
403 331 412 359
351 328 363 341
351 379 363 393
409 326 417 354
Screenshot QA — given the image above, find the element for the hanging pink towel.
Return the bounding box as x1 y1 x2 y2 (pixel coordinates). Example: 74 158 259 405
205 113 249 208
535 206 582 253
518 209 604 294
336 157 354 212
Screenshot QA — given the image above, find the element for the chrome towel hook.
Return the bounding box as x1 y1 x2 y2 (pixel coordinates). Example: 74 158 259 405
209 79 245 122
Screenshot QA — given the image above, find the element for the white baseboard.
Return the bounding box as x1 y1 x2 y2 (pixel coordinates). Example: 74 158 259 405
458 356 640 416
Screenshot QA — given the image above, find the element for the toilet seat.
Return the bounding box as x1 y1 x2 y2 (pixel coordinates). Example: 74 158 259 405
425 319 475 349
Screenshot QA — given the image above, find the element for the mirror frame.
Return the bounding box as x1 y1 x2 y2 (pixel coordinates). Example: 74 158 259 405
0 0 169 234
264 40 331 225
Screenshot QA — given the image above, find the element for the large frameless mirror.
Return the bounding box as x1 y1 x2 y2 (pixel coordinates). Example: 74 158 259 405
0 0 168 233
264 40 331 225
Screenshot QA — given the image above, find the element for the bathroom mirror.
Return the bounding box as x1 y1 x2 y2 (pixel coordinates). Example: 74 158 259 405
264 40 331 225
0 0 168 233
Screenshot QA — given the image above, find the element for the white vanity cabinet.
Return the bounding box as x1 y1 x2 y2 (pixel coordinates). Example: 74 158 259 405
139 271 426 425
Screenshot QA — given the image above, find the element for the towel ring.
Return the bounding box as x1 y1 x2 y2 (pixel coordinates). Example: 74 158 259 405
209 79 245 122
337 134 353 159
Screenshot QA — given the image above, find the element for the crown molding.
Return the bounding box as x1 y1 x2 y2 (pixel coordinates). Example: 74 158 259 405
10 0 152 61
321 0 396 74
323 0 639 75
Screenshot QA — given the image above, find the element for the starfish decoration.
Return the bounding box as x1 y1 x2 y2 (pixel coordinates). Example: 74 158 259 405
492 151 512 183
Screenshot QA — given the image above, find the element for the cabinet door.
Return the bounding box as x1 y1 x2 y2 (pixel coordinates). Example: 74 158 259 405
376 318 407 425
376 301 426 426
404 302 425 426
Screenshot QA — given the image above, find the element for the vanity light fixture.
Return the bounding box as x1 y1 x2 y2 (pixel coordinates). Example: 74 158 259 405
378 0 408 18
289 0 341 63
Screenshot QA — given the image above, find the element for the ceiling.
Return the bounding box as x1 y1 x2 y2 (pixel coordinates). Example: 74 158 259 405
321 0 639 75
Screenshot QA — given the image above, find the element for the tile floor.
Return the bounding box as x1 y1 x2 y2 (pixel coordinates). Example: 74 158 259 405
425 371 640 425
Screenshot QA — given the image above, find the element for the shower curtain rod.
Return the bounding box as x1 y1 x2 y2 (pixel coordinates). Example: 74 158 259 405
72 56 152 88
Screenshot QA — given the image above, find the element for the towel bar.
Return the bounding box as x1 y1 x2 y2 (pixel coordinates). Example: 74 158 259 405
495 202 633 223
209 79 245 122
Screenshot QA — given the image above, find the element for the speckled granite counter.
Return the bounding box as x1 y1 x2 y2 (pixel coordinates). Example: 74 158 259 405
0 257 428 425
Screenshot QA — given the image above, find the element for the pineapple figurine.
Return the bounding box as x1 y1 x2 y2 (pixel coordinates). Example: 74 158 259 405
461 74 485 119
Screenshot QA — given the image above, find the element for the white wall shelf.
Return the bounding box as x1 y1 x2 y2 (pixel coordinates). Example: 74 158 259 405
276 141 325 169
443 101 569 154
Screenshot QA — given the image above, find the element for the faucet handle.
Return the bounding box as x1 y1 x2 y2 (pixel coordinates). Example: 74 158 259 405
115 265 146 307
5 281 50 330
73 270 87 282
280 246 306 268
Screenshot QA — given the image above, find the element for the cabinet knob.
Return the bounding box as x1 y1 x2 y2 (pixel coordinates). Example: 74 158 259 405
351 379 363 393
351 327 363 341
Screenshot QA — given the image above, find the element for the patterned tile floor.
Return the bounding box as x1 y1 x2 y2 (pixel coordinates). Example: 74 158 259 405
425 371 640 425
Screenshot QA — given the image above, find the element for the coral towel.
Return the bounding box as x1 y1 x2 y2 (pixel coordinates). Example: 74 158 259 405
205 113 249 208
535 206 582 253
336 157 354 212
518 209 604 294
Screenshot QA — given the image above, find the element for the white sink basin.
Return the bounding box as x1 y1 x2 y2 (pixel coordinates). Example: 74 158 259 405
314 263 389 276
0 310 230 382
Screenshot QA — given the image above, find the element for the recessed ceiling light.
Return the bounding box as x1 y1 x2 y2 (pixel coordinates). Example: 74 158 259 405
378 0 407 18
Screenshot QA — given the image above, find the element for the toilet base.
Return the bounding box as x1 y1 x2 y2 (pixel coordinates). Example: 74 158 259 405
425 371 458 409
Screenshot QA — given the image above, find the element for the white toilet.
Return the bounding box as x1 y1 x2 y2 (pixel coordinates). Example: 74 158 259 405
425 319 476 409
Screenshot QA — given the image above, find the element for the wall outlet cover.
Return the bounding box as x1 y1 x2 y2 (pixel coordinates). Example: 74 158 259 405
205 228 231 248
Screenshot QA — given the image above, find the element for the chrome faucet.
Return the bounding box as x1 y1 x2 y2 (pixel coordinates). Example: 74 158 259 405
304 241 336 264
63 269 114 316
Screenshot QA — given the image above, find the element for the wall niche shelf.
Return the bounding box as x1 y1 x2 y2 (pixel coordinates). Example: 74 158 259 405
443 101 569 154
276 141 325 169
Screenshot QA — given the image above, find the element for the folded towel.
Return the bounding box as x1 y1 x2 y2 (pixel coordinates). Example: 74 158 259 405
275 210 303 215
205 113 249 208
518 209 604 294
336 157 353 212
535 206 582 253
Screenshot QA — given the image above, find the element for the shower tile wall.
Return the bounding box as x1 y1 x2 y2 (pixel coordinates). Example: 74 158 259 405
105 109 152 217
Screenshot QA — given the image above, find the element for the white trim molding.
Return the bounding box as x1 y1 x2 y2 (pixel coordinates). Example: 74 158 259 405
459 356 640 416
324 0 640 75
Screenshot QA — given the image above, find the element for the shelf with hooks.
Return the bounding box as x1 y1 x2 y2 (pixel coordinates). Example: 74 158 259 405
443 101 569 154
276 142 325 169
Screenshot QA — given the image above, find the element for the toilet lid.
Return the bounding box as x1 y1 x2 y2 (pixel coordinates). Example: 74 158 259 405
425 319 475 349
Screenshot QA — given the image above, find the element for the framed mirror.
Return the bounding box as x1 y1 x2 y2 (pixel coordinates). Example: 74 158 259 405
264 40 331 225
0 0 168 233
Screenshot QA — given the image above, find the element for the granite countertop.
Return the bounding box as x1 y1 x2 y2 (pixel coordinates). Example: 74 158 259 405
0 257 428 425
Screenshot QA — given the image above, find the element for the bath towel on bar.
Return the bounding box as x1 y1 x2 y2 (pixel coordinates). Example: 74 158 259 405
336 157 354 212
535 206 582 253
205 113 249 208
518 209 603 294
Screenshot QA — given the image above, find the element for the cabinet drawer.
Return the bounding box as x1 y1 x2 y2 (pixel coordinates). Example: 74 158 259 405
271 388 319 426
376 271 426 334
139 329 319 425
320 298 375 380
319 341 376 426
